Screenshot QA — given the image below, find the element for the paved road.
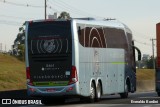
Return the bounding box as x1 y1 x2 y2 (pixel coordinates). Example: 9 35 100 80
0 90 160 107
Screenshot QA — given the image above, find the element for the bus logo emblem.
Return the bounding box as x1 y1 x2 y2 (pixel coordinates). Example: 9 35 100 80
43 40 55 53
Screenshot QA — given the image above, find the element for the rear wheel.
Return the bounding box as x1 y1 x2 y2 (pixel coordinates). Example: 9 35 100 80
95 82 102 101
120 83 128 98
87 82 96 103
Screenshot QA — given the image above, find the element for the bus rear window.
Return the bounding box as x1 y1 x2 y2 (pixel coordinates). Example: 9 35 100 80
28 21 72 54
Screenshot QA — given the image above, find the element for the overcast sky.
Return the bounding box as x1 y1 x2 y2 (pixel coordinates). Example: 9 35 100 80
0 0 160 56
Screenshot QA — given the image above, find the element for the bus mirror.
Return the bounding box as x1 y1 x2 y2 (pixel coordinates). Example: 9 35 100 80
132 45 141 61
138 54 141 61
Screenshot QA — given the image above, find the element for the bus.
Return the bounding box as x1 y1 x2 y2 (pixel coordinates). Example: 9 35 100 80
25 18 141 104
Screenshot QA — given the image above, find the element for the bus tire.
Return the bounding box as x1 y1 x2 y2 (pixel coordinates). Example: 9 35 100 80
120 83 128 98
87 82 96 103
95 82 102 101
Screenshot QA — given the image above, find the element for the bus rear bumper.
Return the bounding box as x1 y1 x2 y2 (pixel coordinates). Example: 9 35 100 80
27 84 78 97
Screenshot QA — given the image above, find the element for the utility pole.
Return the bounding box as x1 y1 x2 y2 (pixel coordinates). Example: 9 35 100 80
150 38 156 69
45 0 47 19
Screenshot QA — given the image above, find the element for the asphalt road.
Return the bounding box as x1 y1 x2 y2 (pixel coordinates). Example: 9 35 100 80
0 90 160 107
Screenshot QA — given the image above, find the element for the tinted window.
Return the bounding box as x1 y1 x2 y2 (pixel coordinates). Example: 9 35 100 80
28 21 72 55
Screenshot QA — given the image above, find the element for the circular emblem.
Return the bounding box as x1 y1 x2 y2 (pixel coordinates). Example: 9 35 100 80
43 40 55 53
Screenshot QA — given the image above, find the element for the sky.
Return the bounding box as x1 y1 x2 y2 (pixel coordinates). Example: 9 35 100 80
0 0 160 56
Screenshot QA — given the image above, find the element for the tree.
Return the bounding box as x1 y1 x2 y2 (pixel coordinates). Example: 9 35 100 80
58 11 71 19
18 44 25 61
146 57 157 69
13 22 25 61
14 22 25 44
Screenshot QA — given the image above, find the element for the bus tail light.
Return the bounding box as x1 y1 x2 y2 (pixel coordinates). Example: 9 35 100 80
68 66 78 85
26 67 33 86
66 86 74 92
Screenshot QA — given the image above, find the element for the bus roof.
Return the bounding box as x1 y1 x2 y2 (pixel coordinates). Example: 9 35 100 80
26 18 132 34
72 18 132 34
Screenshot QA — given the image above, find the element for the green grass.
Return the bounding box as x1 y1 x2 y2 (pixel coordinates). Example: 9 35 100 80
0 53 156 91
0 53 26 91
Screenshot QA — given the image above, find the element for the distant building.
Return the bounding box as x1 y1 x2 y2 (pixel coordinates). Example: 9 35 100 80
48 12 58 19
142 54 150 61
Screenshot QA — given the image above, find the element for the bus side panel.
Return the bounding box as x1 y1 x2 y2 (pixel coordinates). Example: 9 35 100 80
78 44 94 96
75 22 126 96
99 48 125 94
78 45 99 97
78 43 125 95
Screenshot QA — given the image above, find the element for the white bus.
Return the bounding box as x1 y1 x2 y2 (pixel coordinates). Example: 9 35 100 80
25 18 141 104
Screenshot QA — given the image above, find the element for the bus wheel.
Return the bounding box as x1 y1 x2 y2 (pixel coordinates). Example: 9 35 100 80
120 83 128 98
87 82 96 103
96 82 102 101
157 92 160 97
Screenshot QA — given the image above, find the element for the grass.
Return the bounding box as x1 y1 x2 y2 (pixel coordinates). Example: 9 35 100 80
0 53 26 91
0 53 156 91
136 69 155 80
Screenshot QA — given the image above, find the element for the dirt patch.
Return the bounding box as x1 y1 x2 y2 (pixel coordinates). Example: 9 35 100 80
137 80 155 92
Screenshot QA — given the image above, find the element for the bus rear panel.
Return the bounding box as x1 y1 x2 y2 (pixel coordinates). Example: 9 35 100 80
26 20 79 97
